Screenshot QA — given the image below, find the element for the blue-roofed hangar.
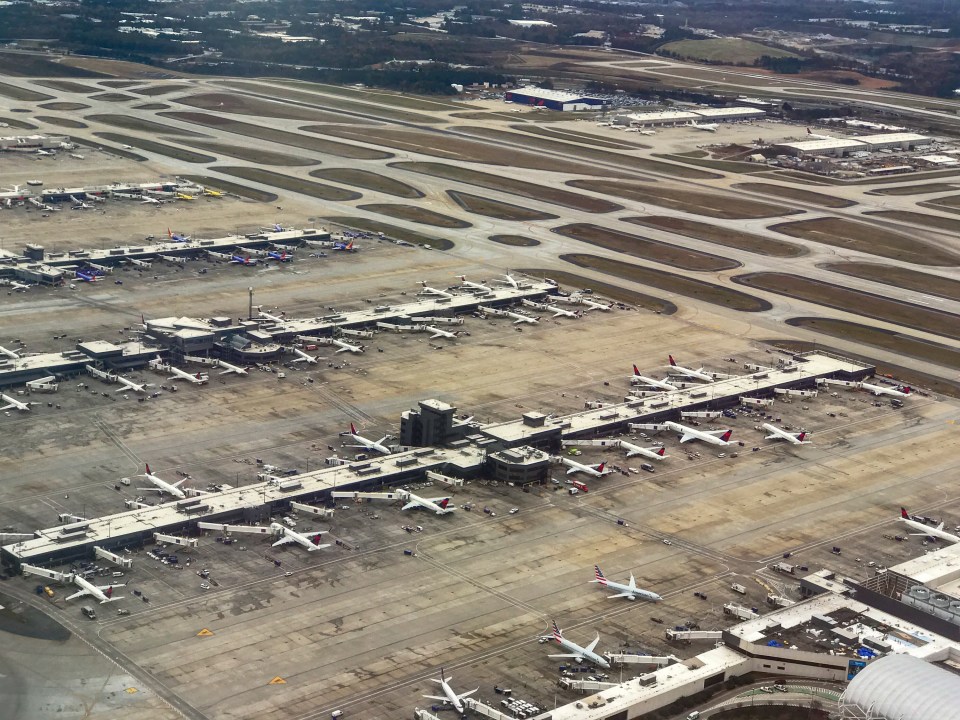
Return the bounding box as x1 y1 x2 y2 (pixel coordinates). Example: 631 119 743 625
504 86 609 111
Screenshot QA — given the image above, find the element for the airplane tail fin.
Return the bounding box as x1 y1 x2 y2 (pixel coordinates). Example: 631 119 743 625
594 565 606 583
720 430 732 442
632 364 641 376
901 507 910 519
552 620 563 641
597 462 605 473
656 447 665 456
903 386 912 394
797 432 806 442
350 422 357 435
439 498 450 509
669 355 677 366
145 463 152 475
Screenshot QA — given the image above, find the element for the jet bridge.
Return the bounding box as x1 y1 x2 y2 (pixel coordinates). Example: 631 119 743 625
94 546 133 568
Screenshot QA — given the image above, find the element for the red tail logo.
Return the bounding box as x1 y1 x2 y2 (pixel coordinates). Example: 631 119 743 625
105 586 113 598
720 430 732 442
312 534 322 545
901 507 910 519
596 463 605 473
656 447 665 456
797 432 806 442
350 423 357 435
439 498 450 509
633 364 641 375
145 463 151 475
669 355 677 366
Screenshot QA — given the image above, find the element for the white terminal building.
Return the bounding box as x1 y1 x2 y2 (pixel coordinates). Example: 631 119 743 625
624 106 766 127
775 132 933 157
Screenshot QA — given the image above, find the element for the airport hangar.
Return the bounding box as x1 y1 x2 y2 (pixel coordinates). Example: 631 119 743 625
1 351 874 570
503 86 609 111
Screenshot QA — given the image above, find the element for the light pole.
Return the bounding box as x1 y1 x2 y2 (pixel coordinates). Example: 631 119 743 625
248 287 254 320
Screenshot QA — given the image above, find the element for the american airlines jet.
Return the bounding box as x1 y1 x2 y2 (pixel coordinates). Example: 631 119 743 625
899 508 959 544
548 621 611 669
591 565 661 602
762 424 811 445
423 669 477 713
667 355 714 382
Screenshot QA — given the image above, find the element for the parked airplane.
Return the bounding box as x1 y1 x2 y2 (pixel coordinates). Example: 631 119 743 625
806 127 834 141
0 345 20 359
267 249 292 262
66 574 124 604
667 355 714 382
74 270 100 283
690 122 718 132
619 441 667 461
176 193 194 201
419 281 454 299
231 255 257 266
169 366 208 385
333 338 364 354
479 306 539 324
630 365 677 391
636 421 733 446
333 239 355 251
203 188 223 198
548 621 611 669
591 565 662 602
332 489 454 515
522 299 580 318
141 196 162 205
559 457 611 477
457 275 492 293
198 522 330 551
899 508 960 544
289 347 318 364
167 228 190 243
342 423 391 455
1 393 32 412
135 463 188 499
495 273 520 289
762 424 811 445
0 279 30 291
426 325 458 340
216 359 248 376
860 382 911 398
116 376 149 394
423 669 477 714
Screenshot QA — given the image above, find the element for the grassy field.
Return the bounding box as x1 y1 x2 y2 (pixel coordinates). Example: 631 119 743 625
447 191 558 222
273 79 466 112
869 183 957 196
164 112 391 160
34 79 96 93
86 114 209 137
38 102 90 111
390 162 621 213
562 253 771 312
553 224 740 272
784 318 960 376
133 103 170 111
132 84 192 96
309 169 423 199
734 273 960 340
88 92 138 102
769 217 960 266
182 141 319 167
178 175 277 203
822 262 960 302
624 216 805 258
212 166 362 202
658 38 799 63
517 269 677 314
34 116 87 129
324 217 453 250
510 124 651 151
490 235 541 247
0 51 106 77
0 81 52 101
99 80 141 88
0 116 38 130
657 154 771 175
93 132 215 163
733 182 856 208
864 209 960 234
176 92 357 124
217 80 446 124
316 126 633 177
357 203 471 229
570 179 798 220
462 127 720 179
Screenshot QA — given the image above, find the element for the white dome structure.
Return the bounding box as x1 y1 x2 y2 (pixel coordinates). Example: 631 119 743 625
840 654 960 720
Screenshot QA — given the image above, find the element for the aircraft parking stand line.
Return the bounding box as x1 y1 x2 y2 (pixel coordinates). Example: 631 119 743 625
1 351 874 569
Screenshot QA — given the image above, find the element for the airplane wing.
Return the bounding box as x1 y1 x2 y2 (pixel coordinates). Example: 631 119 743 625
608 591 635 599
65 589 89 601
548 652 585 661
401 500 422 511
584 634 601 653
678 433 698 443
565 466 578 474
458 689 479 699
272 536 296 546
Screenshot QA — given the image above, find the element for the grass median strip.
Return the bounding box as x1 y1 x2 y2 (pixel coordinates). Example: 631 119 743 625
177 175 277 202
734 272 960 340
325 217 453 251
162 112 391 160
447 191 557 222
390 162 621 213
182 141 319 166
490 235 540 247
518 268 676 314
732 182 856 208
212 167 361 202
309 169 423 199
823 262 960 302
769 217 960 266
93 133 215 163
176 92 354 124
569 179 798 219
86 113 208 137
624 216 804 258
553 223 740 272
357 203 470 229
561 254 770 312
864 209 960 234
